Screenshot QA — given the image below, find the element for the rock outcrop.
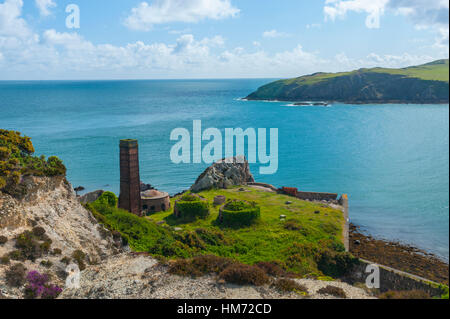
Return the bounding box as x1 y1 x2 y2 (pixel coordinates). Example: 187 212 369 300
79 190 104 204
191 156 255 193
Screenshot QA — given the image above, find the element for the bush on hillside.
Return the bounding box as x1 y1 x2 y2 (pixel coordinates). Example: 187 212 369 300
0 130 66 195
0 235 7 245
219 263 270 286
317 285 347 298
219 200 260 228
272 278 307 293
5 263 27 287
168 255 234 277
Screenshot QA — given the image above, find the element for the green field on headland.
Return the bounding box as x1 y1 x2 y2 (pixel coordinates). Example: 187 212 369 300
246 59 449 104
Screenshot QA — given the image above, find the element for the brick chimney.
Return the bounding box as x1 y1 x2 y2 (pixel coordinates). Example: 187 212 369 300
119 139 141 216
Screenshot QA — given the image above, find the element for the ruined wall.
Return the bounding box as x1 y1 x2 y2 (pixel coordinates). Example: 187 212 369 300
348 259 445 296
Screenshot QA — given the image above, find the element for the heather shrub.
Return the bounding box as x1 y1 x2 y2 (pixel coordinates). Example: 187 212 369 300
24 271 62 299
60 256 71 265
168 255 235 278
219 263 270 286
273 278 307 293
378 290 431 300
219 200 260 228
317 285 347 298
5 263 27 287
52 248 62 256
255 261 286 277
40 260 53 268
0 235 8 245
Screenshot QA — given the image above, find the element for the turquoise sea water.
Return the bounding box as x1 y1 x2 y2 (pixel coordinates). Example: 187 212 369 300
0 79 448 260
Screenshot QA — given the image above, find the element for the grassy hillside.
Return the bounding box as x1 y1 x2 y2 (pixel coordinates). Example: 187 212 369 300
246 59 449 104
88 187 352 278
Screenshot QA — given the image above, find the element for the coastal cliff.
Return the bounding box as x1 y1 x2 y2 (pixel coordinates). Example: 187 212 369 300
246 59 449 104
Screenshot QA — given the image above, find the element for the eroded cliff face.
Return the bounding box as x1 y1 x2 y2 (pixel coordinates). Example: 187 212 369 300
0 176 115 258
0 176 118 298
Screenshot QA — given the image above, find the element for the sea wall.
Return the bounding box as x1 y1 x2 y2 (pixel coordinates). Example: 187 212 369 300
348 259 445 296
280 187 338 201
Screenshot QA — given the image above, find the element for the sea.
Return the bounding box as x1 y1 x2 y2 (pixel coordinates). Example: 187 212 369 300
0 79 448 261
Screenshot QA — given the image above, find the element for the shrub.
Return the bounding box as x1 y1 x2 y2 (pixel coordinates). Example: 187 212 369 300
0 130 66 195
96 191 118 208
5 263 27 287
15 231 43 261
378 290 431 300
32 227 46 238
219 200 260 227
273 279 307 293
8 250 24 261
71 250 86 271
175 231 206 250
317 250 359 278
175 195 210 220
25 271 62 299
60 256 71 265
195 228 225 246
168 255 235 278
284 219 302 231
255 261 286 277
0 255 10 265
0 235 8 245
40 260 53 268
317 285 347 298
219 263 270 286
52 248 62 256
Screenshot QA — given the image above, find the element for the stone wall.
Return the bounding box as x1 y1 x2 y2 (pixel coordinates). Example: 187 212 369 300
295 191 338 201
348 259 445 296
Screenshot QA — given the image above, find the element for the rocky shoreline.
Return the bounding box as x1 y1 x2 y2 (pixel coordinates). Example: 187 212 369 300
349 224 449 285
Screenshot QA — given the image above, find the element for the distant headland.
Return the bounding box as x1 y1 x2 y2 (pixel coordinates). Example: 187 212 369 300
246 59 449 104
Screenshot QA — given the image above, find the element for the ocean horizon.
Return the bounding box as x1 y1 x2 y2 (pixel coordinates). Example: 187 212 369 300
0 79 448 261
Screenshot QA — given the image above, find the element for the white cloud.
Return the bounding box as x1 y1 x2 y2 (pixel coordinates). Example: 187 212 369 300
124 0 240 31
0 0 446 80
324 0 449 49
35 0 56 17
0 0 31 38
324 0 389 28
262 30 291 38
306 23 321 29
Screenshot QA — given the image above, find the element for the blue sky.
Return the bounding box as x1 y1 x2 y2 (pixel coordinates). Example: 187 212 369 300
0 0 448 80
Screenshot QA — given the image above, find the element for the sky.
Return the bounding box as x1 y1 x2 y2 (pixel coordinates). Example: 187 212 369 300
0 0 448 80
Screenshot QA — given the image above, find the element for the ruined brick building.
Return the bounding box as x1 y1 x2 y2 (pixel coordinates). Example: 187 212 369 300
119 139 170 216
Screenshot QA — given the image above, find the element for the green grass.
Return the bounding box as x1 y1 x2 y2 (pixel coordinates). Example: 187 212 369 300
88 187 352 277
149 186 345 266
371 59 449 82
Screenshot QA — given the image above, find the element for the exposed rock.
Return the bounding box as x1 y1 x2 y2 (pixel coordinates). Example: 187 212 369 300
79 190 104 204
0 176 117 298
140 182 154 192
59 253 375 299
191 156 255 193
